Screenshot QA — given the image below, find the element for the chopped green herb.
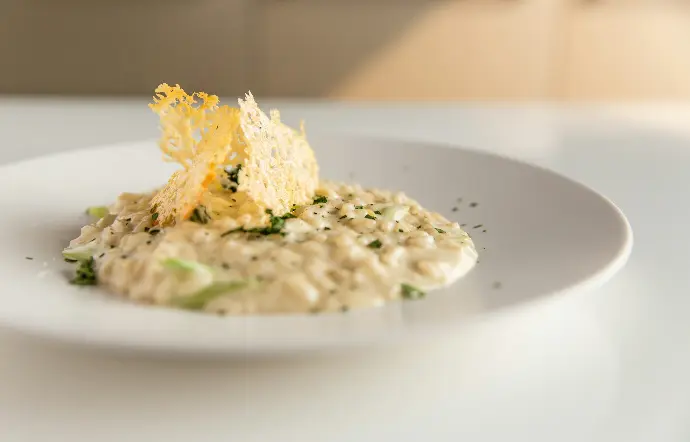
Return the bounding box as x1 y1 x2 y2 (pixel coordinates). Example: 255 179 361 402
367 239 383 249
364 214 376 220
171 280 249 310
374 210 382 215
64 258 77 263
151 212 159 221
86 206 109 219
313 195 328 204
354 205 364 210
189 206 211 224
435 228 446 234
401 283 425 300
71 258 97 286
223 164 242 192
281 212 297 220
324 227 331 231
398 229 404 233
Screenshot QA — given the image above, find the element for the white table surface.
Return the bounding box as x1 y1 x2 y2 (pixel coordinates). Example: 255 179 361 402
0 98 689 442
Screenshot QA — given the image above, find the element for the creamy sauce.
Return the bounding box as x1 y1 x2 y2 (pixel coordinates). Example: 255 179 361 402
67 181 478 314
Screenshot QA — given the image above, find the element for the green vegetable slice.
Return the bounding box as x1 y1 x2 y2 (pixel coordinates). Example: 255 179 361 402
161 258 213 276
62 243 97 261
381 205 409 222
86 206 109 219
401 283 425 300
171 280 249 310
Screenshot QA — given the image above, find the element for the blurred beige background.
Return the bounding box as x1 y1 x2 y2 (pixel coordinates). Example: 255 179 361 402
1 0 689 100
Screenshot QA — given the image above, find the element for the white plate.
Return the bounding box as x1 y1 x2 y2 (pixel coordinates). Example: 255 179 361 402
0 135 632 356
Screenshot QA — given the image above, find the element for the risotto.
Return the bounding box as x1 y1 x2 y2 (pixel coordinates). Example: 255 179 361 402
62 85 478 314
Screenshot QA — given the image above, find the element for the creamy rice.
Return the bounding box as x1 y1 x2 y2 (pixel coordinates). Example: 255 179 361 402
67 181 478 314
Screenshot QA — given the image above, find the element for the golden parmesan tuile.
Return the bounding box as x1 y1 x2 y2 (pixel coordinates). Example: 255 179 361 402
148 85 319 227
236 92 319 216
149 83 221 168
149 85 240 226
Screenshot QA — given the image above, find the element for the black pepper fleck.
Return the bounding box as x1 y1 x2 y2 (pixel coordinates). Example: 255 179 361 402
221 263 230 269
492 281 502 289
482 229 487 233
452 207 459 212
251 256 258 261
469 202 478 208
25 257 33 260
473 224 483 229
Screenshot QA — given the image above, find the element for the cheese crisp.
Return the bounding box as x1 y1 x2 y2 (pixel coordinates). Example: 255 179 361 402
149 84 318 228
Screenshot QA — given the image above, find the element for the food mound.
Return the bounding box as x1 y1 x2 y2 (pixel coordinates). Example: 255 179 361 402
63 85 478 314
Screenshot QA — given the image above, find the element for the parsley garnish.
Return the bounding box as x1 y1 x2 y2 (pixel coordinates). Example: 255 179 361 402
189 206 211 224
364 214 376 220
367 239 383 249
401 283 425 300
282 212 297 220
71 258 97 286
151 212 159 221
313 195 328 204
374 210 382 215
435 228 446 234
354 205 364 209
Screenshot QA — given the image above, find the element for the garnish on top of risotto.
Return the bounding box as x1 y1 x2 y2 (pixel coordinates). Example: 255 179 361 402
63 84 477 315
